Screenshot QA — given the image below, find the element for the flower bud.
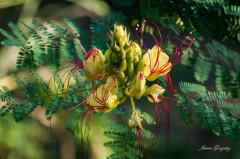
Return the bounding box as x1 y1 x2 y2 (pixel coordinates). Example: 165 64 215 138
116 69 125 84
113 25 128 48
126 49 134 63
131 42 142 57
133 56 139 64
134 71 146 99
120 49 126 59
111 52 119 63
127 63 134 79
145 84 165 103
125 71 146 99
83 48 105 78
113 41 121 51
137 60 145 72
120 59 127 71
104 49 111 59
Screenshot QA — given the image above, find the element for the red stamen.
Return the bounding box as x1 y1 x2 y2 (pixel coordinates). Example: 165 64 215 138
165 74 175 97
143 19 163 47
152 102 162 146
135 24 148 50
161 100 170 150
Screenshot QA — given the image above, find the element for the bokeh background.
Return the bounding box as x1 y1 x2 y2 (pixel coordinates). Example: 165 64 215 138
0 0 240 159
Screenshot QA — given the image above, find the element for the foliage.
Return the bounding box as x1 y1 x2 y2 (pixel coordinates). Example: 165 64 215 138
108 0 240 42
104 123 146 159
177 82 240 140
187 39 240 98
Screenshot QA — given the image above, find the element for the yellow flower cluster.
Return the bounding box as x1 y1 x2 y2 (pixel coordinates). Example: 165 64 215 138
82 25 172 128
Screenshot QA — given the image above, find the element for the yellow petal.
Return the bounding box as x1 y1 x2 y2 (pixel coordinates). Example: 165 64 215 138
141 45 171 81
141 51 151 77
146 73 159 81
146 62 172 81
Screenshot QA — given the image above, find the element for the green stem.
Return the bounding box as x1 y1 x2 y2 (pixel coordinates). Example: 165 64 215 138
119 96 127 104
130 97 136 111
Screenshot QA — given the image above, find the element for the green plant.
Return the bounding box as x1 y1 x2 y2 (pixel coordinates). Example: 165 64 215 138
0 14 240 159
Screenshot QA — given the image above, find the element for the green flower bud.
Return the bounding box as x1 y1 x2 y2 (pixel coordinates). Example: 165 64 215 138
124 45 131 53
133 56 139 64
127 63 134 79
120 59 127 71
131 42 142 57
120 49 126 59
104 49 111 59
113 25 129 48
116 69 126 84
126 50 134 63
113 41 121 52
137 60 145 72
111 52 119 63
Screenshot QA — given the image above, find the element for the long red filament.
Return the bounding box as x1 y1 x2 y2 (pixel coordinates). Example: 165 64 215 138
143 19 163 47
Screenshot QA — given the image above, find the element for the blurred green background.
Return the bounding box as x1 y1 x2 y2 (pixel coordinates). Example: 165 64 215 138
0 0 240 159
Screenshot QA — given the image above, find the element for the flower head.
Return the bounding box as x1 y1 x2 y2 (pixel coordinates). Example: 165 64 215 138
87 76 119 113
145 84 165 103
128 110 143 129
139 45 172 81
83 48 105 78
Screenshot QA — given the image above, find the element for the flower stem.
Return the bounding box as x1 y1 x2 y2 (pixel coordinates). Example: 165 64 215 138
119 96 127 104
130 97 136 111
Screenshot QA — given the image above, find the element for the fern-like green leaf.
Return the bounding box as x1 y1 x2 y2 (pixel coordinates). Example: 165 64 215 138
224 5 240 16
202 91 231 101
179 82 207 95
217 100 240 117
104 123 148 159
90 19 108 52
194 54 212 83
